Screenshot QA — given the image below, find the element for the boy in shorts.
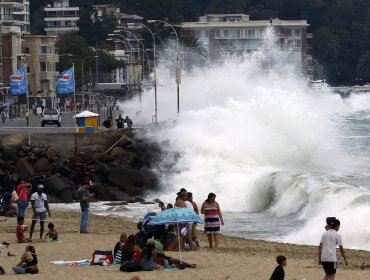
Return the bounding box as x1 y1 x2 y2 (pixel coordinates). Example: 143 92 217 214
318 218 348 280
29 184 51 240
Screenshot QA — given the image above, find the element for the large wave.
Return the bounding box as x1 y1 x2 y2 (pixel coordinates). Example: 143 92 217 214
119 27 370 250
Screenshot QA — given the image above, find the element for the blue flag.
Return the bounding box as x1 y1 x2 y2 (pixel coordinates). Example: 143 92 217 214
56 67 75 95
9 67 27 95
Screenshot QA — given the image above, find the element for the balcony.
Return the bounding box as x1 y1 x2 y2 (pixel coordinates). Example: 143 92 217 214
40 71 56 80
0 0 23 9
0 14 24 23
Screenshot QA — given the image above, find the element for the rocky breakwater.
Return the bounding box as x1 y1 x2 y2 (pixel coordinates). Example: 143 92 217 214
0 134 161 203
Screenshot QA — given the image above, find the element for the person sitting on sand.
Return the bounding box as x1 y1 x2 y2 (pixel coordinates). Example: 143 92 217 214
164 224 177 251
121 235 142 264
114 233 127 264
12 245 38 274
141 239 163 271
134 222 147 249
45 223 58 241
16 217 30 243
269 255 287 280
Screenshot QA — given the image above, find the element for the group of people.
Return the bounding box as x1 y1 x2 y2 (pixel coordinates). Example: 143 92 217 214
116 114 133 128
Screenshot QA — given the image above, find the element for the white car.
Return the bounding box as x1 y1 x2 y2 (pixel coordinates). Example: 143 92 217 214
41 108 61 127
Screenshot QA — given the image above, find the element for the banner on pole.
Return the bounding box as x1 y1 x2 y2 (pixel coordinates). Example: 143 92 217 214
56 67 75 95
9 67 27 96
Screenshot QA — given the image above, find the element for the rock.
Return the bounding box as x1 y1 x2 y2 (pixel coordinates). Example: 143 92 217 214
107 166 143 188
95 162 110 176
27 152 38 161
45 163 57 177
139 168 157 189
1 147 18 161
106 187 131 202
122 186 143 196
46 147 57 160
109 148 137 163
0 134 27 149
91 152 110 163
33 158 50 174
78 145 105 161
44 174 70 196
60 189 74 203
31 147 42 157
55 161 72 177
15 158 35 180
132 196 145 203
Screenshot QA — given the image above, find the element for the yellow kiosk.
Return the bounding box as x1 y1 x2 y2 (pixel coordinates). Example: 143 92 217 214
75 111 99 133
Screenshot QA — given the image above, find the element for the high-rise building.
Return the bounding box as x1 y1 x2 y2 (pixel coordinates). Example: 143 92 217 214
182 14 310 71
0 0 30 88
44 0 79 36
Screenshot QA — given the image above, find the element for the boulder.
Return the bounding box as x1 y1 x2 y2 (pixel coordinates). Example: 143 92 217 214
95 162 110 176
55 161 72 177
1 146 18 161
91 152 110 163
0 134 27 149
46 147 57 160
60 189 74 203
78 145 105 161
33 158 50 174
15 158 34 180
107 166 143 188
139 168 157 189
44 174 70 196
122 186 143 196
106 187 131 202
109 148 137 163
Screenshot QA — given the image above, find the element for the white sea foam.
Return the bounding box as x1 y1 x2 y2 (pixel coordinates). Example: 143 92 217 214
117 27 370 249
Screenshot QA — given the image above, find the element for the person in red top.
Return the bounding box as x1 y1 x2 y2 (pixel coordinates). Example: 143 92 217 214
16 217 30 243
16 179 30 218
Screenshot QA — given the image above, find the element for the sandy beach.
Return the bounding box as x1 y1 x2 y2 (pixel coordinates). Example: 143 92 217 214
1 209 370 280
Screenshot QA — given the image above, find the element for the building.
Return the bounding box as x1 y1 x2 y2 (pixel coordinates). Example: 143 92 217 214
0 0 30 88
44 0 79 36
24 35 59 108
182 14 309 70
93 4 144 88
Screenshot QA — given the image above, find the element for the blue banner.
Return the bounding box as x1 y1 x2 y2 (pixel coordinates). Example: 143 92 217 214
56 67 74 95
9 67 27 96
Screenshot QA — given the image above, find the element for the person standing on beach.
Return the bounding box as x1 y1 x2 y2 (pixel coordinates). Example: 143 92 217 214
29 184 51 240
269 255 287 280
201 193 224 249
187 192 200 248
318 218 348 280
78 177 94 233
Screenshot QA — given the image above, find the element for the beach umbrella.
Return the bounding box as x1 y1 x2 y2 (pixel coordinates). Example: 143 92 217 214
148 207 203 263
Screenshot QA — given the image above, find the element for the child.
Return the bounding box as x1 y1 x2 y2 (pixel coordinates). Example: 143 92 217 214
269 255 287 280
45 223 58 241
16 217 30 243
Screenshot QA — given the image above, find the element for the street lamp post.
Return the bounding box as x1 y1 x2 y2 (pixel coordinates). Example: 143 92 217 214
81 55 98 109
148 19 180 115
127 22 158 121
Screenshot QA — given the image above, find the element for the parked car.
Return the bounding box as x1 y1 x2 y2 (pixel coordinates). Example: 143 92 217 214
41 108 61 127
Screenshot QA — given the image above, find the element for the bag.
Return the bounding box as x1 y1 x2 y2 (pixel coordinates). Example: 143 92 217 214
120 260 142 272
11 190 19 202
90 250 113 266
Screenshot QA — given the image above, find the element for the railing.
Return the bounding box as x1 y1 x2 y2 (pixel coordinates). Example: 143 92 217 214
0 0 23 4
0 14 24 21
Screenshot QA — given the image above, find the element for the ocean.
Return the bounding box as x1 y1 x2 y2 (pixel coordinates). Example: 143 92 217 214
56 27 370 251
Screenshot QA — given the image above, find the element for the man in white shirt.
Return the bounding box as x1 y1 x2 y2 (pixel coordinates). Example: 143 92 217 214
29 184 51 240
318 218 348 280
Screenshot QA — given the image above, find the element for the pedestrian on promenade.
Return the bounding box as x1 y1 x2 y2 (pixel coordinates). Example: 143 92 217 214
25 109 29 126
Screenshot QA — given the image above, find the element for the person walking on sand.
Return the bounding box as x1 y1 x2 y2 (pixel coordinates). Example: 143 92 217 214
318 218 348 280
29 184 51 240
201 193 224 249
269 255 287 280
78 176 94 233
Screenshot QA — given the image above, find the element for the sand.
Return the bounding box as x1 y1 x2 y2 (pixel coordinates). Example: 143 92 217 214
1 209 370 280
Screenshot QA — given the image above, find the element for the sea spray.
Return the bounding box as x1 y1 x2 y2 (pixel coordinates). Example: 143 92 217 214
118 27 370 250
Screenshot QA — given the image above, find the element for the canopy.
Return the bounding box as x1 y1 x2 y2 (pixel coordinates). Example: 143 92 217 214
75 110 99 118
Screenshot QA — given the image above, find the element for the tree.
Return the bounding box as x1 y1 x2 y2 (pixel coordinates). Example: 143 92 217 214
357 51 370 81
311 28 340 62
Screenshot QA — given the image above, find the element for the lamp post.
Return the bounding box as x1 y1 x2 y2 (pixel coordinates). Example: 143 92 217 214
147 19 180 115
127 23 158 121
108 34 136 97
81 55 98 109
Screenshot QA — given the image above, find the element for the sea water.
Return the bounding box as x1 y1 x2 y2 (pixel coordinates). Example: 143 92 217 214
58 27 370 250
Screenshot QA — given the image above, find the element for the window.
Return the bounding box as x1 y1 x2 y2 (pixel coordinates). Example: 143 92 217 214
237 30 241 38
40 62 47 71
289 28 301 37
40 45 48 54
247 29 255 38
223 30 230 38
288 39 302 48
215 30 221 38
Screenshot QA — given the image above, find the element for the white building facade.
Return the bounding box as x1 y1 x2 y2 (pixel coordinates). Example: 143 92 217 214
44 0 79 36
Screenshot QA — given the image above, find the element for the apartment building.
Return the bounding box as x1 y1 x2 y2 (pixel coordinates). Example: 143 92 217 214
0 0 30 89
182 14 309 70
44 0 79 36
24 36 59 105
